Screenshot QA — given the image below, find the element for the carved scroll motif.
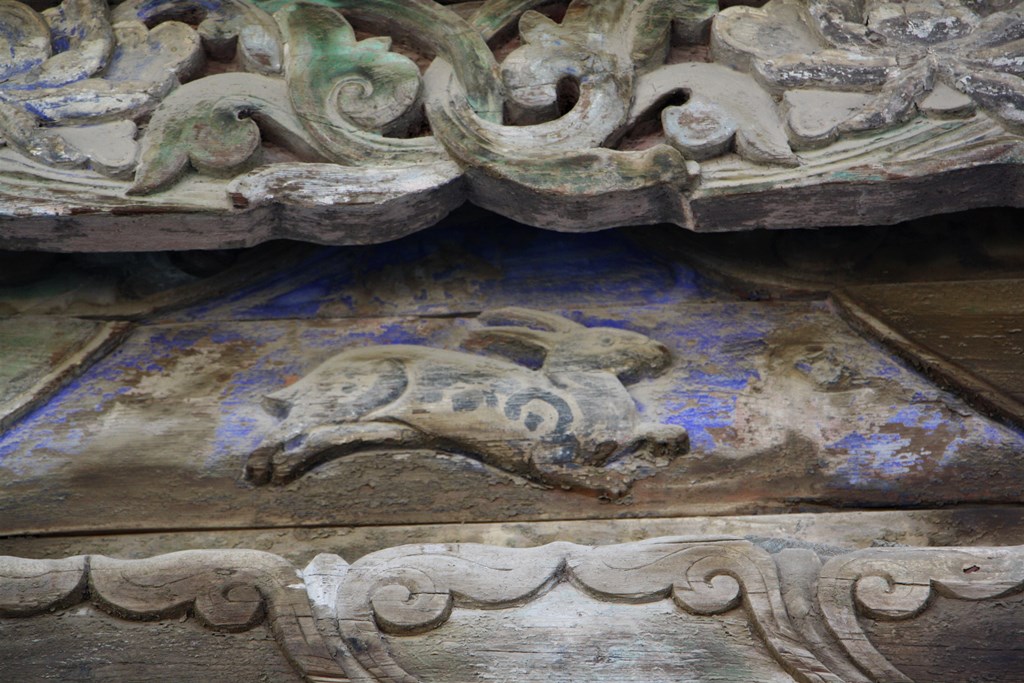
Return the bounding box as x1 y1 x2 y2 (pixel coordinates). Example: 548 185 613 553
0 550 347 683
328 537 844 683
244 307 690 498
6 0 1024 243
3 539 1024 682
817 545 1024 683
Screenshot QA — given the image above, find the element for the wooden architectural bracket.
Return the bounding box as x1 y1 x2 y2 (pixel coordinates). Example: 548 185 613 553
4 0 1024 250
3 537 1022 682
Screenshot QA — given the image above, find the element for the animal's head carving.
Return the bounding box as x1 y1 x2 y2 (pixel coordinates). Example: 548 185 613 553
464 307 672 383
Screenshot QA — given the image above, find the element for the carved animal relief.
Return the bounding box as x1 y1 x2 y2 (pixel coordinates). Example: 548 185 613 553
245 307 688 496
4 0 1024 248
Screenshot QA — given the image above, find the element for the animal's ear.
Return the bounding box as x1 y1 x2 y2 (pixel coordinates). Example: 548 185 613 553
477 307 583 333
463 327 554 370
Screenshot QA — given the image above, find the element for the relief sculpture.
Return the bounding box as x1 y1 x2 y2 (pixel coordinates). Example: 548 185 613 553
4 539 1023 682
244 307 689 497
6 0 1024 247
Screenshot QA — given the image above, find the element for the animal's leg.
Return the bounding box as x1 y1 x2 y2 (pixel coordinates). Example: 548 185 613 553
528 450 636 499
245 422 425 485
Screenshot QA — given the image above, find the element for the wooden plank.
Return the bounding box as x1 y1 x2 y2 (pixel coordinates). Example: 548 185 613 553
2 303 1022 535
0 608 304 683
0 241 315 319
2 536 1023 682
3 508 1023 568
836 279 1024 430
864 593 1024 683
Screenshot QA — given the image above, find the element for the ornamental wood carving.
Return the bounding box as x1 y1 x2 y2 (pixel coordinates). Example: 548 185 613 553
3 0 1024 250
244 307 689 497
3 537 1023 681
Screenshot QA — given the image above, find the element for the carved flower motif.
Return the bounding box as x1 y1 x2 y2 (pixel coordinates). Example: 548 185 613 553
712 0 1024 144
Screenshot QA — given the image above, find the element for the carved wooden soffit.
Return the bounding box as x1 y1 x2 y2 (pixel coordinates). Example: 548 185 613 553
3 0 1024 250
3 537 1023 682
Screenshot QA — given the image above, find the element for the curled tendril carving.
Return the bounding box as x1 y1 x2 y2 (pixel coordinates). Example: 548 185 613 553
4 0 1024 233
331 538 844 683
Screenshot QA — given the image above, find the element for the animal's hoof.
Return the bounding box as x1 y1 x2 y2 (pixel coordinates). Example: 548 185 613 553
599 482 631 500
636 424 690 459
655 429 689 458
244 446 276 485
594 471 634 500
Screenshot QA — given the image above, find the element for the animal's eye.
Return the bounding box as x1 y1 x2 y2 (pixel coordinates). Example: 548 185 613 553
600 336 614 346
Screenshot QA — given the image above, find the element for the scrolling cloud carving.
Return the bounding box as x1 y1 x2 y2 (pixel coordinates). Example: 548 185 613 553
5 0 1024 248
3 539 1024 681
244 307 689 497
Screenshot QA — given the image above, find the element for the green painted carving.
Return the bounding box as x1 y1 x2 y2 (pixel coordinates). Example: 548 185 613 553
5 0 1024 242
129 74 323 195
278 2 442 165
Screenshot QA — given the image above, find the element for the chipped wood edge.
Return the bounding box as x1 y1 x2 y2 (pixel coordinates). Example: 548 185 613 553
0 320 132 433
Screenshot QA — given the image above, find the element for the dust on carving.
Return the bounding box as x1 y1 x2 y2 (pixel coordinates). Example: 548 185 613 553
244 308 689 497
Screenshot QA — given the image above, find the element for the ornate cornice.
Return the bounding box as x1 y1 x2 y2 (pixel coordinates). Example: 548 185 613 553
3 537 1023 681
3 0 1024 250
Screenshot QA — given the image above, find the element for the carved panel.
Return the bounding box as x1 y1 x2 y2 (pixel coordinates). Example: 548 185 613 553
244 307 689 497
3 538 1023 681
4 0 1024 249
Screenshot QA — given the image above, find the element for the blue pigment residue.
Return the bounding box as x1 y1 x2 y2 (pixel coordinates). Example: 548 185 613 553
173 220 731 322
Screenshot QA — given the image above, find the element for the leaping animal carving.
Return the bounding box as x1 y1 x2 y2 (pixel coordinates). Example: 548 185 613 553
244 308 688 496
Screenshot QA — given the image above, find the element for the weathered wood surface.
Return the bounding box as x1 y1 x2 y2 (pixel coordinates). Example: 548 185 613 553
0 316 128 431
0 607 304 683
0 241 313 318
2 223 1022 535
6 508 1024 569
633 208 1024 299
4 302 1022 535
836 279 1024 431
4 0 1024 250
2 537 1023 682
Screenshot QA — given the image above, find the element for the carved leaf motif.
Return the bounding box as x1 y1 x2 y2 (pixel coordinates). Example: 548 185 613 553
426 59 696 229
4 542 1024 682
0 101 88 167
0 556 86 616
112 0 283 74
0 1 51 83
278 3 442 165
6 0 1024 223
330 0 505 123
0 21 203 124
713 0 1024 139
628 0 719 67
8 0 114 89
129 73 324 195
950 66 1024 132
632 62 798 165
0 551 347 682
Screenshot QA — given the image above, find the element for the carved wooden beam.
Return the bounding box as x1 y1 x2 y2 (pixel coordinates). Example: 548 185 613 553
3 537 1023 681
2 0 1024 250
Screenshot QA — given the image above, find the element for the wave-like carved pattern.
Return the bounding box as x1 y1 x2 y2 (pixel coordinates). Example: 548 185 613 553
3 539 1024 681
